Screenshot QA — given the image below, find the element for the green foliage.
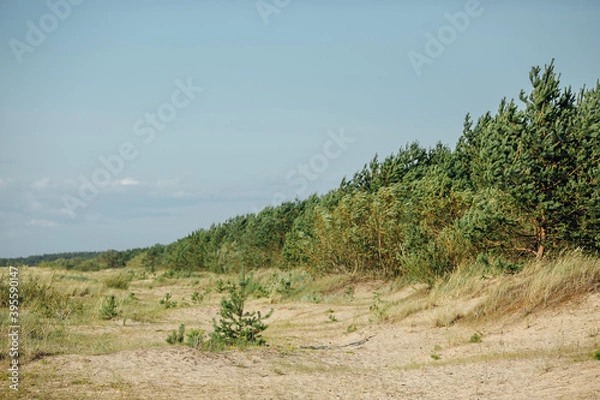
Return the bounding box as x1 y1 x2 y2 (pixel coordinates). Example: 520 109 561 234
476 253 522 274
369 292 385 320
215 279 235 293
20 62 598 285
165 324 205 348
594 349 600 361
215 274 268 299
463 60 600 257
327 309 338 323
344 286 355 300
14 248 145 271
209 270 273 346
190 290 208 305
244 274 270 299
0 251 100 267
159 292 177 309
185 328 205 349
100 295 120 320
469 333 482 343
98 250 127 269
166 324 185 345
141 243 166 272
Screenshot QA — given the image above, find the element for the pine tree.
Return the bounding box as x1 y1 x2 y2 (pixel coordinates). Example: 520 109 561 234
466 60 600 257
210 270 273 345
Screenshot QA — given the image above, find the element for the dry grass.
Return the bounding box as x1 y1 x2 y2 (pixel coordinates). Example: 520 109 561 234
468 251 600 320
1 254 600 399
386 251 600 325
2 252 598 363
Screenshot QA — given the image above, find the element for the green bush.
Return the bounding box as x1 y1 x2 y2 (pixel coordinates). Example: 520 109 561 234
159 292 177 308
185 328 205 348
100 295 120 320
165 324 205 349
215 279 235 293
166 324 185 345
209 270 273 346
469 333 482 343
594 349 600 361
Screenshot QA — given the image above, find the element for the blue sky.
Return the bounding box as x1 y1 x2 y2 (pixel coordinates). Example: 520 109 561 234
1 0 599 258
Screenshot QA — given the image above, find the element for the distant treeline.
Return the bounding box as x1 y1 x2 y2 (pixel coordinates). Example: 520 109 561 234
0 251 100 267
1 249 145 270
22 62 600 283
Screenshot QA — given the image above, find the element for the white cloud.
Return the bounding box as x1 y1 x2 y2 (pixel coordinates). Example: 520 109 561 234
31 178 51 190
113 177 140 186
26 218 58 228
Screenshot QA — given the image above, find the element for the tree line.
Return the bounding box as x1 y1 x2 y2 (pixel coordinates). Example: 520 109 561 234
0 252 100 267
1 249 144 271
17 61 600 283
143 61 598 282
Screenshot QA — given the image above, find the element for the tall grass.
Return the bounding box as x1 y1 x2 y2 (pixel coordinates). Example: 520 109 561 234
103 272 131 290
468 251 600 319
389 251 600 323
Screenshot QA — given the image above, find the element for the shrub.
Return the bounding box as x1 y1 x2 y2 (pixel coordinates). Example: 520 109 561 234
215 279 235 293
369 291 386 321
190 290 208 305
209 270 273 346
166 324 185 345
469 333 482 343
594 349 600 361
100 295 120 320
185 328 205 349
165 324 205 349
159 292 177 308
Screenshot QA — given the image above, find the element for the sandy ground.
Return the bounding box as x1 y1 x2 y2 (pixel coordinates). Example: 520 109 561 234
15 289 600 399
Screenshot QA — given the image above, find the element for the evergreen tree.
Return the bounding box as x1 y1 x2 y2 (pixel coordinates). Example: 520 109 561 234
465 60 599 257
210 270 272 345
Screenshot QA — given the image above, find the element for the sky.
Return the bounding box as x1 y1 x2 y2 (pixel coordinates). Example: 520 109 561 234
0 0 599 258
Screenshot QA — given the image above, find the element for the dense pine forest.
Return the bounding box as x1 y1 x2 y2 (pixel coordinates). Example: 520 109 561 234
6 62 600 283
